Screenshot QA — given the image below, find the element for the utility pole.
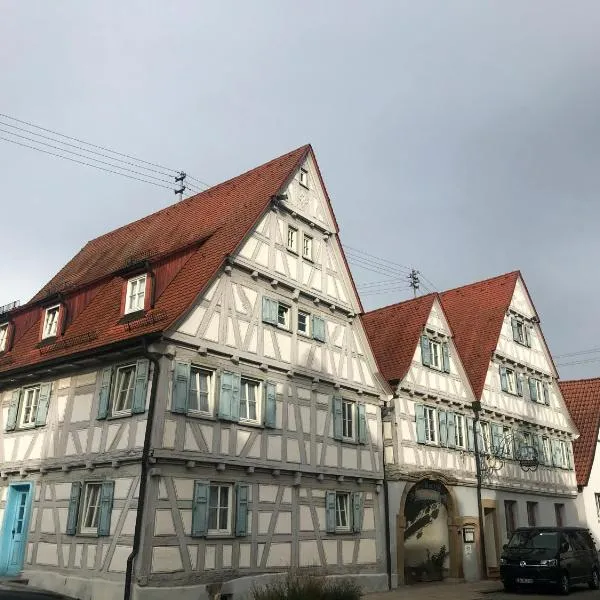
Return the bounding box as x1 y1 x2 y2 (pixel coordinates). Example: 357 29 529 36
407 269 420 298
174 171 187 202
472 400 488 580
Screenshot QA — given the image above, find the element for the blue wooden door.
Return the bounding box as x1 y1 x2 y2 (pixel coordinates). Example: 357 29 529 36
1 484 32 575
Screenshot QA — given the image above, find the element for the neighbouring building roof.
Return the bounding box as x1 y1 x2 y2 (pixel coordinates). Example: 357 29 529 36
559 378 600 487
362 294 436 383
0 144 314 376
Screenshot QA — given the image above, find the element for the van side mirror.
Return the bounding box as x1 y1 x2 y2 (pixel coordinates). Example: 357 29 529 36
560 542 569 553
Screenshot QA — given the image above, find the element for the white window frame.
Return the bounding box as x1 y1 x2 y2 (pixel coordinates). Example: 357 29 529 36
532 378 544 403
297 310 310 336
42 305 60 339
19 385 41 429
424 406 437 444
125 274 147 315
342 399 355 441
207 484 232 536
0 323 8 352
302 234 313 261
559 440 569 468
240 377 261 424
335 491 351 532
286 226 298 254
80 482 103 535
455 414 466 448
429 340 442 370
505 368 517 395
299 167 309 188
189 366 214 415
515 320 526 345
110 363 137 416
277 303 290 330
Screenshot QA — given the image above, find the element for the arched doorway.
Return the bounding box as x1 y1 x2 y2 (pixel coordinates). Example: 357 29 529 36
398 478 461 584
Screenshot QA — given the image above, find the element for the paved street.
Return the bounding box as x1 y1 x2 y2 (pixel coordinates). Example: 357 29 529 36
365 580 599 600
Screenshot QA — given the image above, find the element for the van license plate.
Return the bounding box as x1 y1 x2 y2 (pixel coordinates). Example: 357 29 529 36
516 578 533 584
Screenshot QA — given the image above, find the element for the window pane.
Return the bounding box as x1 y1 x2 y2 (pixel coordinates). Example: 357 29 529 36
336 494 348 528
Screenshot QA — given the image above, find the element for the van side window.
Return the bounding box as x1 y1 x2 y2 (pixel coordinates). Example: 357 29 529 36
567 532 583 552
561 534 571 552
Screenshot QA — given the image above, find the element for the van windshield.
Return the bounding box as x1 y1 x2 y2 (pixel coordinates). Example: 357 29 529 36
508 530 560 550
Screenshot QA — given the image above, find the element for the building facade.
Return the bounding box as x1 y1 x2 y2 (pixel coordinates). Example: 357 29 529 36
0 146 389 600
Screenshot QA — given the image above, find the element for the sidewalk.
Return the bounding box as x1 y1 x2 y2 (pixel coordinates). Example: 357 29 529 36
365 580 504 600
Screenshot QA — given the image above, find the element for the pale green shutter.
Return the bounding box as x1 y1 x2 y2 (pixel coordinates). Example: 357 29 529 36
264 382 277 428
524 325 531 347
438 410 448 446
352 492 364 533
191 481 209 537
6 389 21 431
511 317 519 342
442 343 450 373
35 382 52 426
415 404 426 443
528 378 538 402
97 366 113 420
357 404 367 444
231 373 241 421
262 297 278 325
235 483 249 536
98 481 114 536
446 412 456 448
312 316 326 342
172 361 190 414
131 359 150 414
499 366 508 392
66 482 82 535
466 417 475 451
542 384 550 405
516 374 523 397
332 393 343 440
219 371 240 421
420 335 431 366
491 424 502 456
325 491 336 533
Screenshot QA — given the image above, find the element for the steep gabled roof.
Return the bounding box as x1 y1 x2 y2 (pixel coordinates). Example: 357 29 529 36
0 145 311 375
439 271 520 399
362 294 436 383
559 378 600 487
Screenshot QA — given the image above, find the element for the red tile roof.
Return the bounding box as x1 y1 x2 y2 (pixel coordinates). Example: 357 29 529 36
559 378 600 487
362 294 436 383
0 145 313 375
440 271 520 399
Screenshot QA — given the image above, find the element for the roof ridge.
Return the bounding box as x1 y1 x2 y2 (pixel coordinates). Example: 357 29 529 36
559 376 600 385
363 292 437 317
440 270 520 296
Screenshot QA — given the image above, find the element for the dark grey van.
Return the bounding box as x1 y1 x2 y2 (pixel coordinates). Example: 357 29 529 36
499 526 599 594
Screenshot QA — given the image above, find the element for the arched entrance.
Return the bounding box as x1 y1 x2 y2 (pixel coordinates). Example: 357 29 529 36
397 477 462 585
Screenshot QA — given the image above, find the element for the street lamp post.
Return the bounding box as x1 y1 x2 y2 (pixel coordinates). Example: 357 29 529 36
472 400 488 580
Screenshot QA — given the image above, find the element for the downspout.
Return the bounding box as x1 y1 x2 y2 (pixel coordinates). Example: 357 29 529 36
472 401 488 580
383 479 392 589
124 344 161 600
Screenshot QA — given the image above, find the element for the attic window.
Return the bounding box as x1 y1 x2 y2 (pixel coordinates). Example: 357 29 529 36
42 305 60 339
299 168 308 188
0 323 8 352
125 275 147 314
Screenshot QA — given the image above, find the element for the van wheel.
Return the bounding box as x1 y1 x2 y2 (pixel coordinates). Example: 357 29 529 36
590 568 600 590
559 572 570 595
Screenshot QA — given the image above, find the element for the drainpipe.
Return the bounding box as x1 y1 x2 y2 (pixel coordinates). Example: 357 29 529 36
124 345 161 600
472 401 488 580
383 479 392 589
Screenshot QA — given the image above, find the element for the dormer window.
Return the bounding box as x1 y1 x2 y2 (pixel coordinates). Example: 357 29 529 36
0 323 8 351
125 274 147 314
42 305 60 339
299 168 308 188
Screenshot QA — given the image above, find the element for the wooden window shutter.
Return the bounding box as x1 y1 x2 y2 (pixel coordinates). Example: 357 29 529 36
191 481 210 537
98 481 115 536
352 492 364 533
438 410 448 447
219 372 240 421
528 378 538 402
516 374 524 397
262 297 278 325
6 389 21 431
131 359 150 414
332 393 343 441
491 424 503 455
499 366 508 392
446 412 456 448
524 324 531 347
415 404 426 443
263 382 277 428
325 491 336 533
466 417 475 452
235 483 249 537
511 317 519 342
66 482 82 535
172 361 190 414
420 335 431 366
312 316 326 342
542 383 550 405
97 366 113 420
441 343 450 373
357 404 367 444
35 382 52 426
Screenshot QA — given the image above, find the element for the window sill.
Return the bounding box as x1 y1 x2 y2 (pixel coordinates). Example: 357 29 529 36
205 532 233 539
107 411 133 420
299 182 309 190
78 531 100 538
286 248 299 256
37 336 58 348
302 256 314 263
238 418 263 429
513 339 531 349
119 310 146 324
187 411 215 420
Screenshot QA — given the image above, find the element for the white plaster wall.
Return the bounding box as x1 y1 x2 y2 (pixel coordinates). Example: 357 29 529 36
579 443 600 546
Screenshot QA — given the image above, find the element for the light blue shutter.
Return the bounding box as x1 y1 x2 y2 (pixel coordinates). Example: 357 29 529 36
231 373 241 421
66 482 82 535
35 382 52 426
420 335 431 366
172 361 190 414
491 424 502 456
566 443 573 469
6 389 21 431
352 492 364 533
97 366 113 420
312 316 326 342
528 378 538 402
511 317 519 342
264 382 277 428
516 374 523 397
442 343 450 373
262 297 278 325
438 410 448 446
415 404 426 443
235 483 249 536
542 384 550 405
524 325 531 347
535 435 545 465
466 417 475 451
332 393 343 440
357 404 367 444
219 371 240 421
131 359 150 414
325 491 336 533
192 481 209 537
499 366 508 392
98 481 115 536
446 412 456 448
551 440 560 467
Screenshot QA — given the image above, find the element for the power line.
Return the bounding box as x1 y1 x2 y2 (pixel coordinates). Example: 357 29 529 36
356 278 408 290
346 254 409 278
360 286 412 297
554 345 600 359
556 356 600 368
343 244 412 272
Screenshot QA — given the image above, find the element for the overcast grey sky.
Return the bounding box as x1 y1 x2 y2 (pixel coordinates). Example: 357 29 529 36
1 1 599 379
